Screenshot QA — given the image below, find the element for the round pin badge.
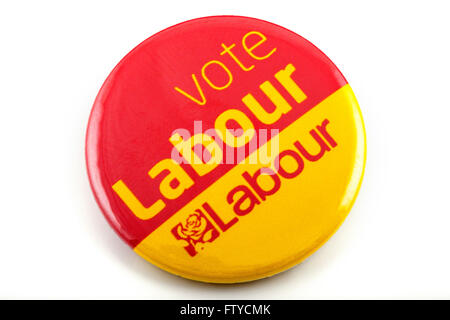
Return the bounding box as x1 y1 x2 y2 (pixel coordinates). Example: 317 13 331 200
86 16 366 283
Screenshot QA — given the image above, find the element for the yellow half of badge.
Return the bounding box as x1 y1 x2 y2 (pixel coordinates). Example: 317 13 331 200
134 84 366 283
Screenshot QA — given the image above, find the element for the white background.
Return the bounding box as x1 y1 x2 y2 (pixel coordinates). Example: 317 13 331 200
1 0 449 299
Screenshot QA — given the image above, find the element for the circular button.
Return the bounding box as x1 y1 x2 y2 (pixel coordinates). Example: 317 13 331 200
86 16 366 283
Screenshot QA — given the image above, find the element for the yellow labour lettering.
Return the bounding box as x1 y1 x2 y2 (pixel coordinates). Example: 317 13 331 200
242 63 306 124
215 109 256 148
274 64 307 103
149 159 194 200
169 131 223 176
112 158 195 220
113 60 309 221
112 180 166 220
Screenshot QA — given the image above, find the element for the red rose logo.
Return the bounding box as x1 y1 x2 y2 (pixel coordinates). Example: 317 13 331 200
171 209 219 256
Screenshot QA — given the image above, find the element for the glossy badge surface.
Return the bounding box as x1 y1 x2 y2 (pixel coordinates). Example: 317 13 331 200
86 16 366 283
